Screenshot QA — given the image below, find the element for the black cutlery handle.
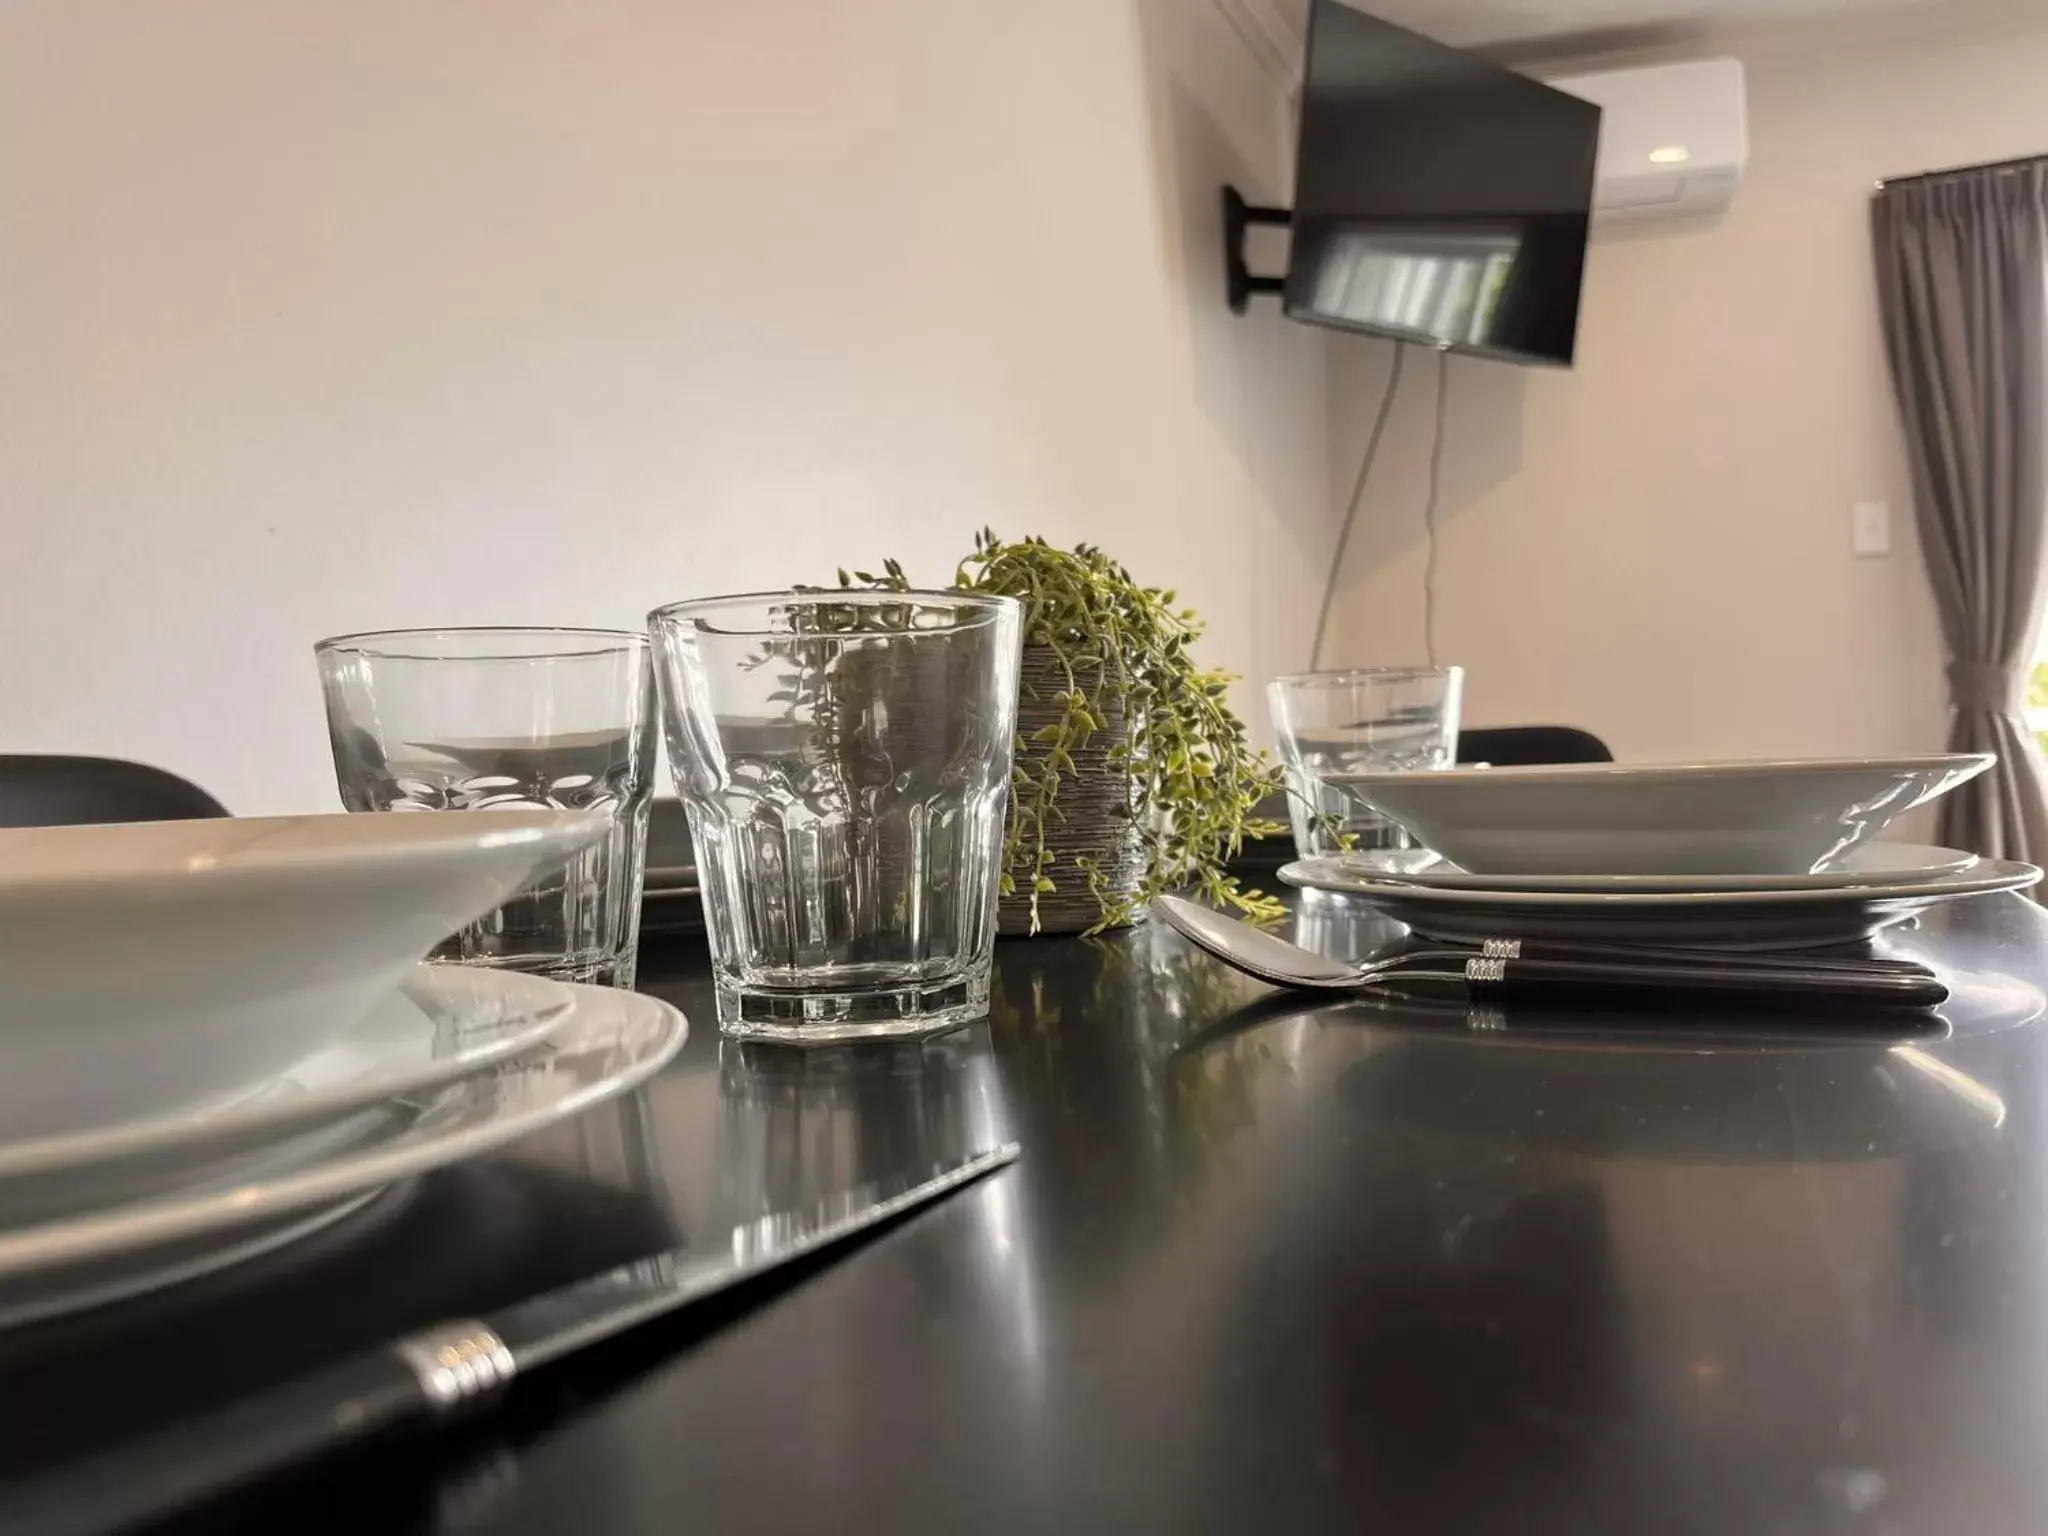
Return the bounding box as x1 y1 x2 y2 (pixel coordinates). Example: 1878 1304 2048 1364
1465 956 1949 1010
0 1327 497 1536
1494 939 1937 977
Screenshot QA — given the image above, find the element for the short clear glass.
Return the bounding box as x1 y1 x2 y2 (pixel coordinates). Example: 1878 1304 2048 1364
1267 666 1464 858
315 627 657 988
650 590 1022 1044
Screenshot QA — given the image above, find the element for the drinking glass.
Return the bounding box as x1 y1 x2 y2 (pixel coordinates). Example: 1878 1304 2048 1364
1267 666 1464 858
650 590 1022 1044
315 627 657 987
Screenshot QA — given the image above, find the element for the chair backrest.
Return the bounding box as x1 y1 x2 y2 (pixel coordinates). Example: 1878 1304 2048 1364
0 755 230 828
1455 726 1613 767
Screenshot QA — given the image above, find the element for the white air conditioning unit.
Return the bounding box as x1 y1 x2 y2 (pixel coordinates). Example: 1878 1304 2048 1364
1548 58 1748 225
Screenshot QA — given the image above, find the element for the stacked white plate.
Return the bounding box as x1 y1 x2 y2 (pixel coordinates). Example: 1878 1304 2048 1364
0 811 689 1326
1281 755 2041 949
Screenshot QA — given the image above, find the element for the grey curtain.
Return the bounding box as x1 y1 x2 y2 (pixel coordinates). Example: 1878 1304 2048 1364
1873 163 2048 863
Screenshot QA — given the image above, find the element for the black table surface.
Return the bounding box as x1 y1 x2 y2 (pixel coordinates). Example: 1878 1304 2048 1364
12 891 2048 1533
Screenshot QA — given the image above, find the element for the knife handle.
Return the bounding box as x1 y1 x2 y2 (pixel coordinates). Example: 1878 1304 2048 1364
1465 956 1949 1011
2 1322 509 1536
1482 939 1937 978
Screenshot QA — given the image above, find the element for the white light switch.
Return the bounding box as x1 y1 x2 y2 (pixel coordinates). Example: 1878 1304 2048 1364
1853 501 1891 558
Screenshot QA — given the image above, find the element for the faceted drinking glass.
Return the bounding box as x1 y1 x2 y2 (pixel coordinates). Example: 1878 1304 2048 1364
1267 666 1464 858
649 590 1022 1043
315 627 657 987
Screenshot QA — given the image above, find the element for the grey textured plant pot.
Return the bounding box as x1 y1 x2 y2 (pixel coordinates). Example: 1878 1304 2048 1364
997 644 1147 937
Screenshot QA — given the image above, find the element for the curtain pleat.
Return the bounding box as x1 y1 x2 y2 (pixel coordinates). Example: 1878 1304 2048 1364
1872 164 2048 869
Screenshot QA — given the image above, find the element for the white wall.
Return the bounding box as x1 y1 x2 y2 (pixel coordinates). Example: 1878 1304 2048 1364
1322 21 2048 761
0 0 1328 813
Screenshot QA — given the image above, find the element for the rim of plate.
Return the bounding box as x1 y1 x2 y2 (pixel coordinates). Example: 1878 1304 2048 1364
1332 842 1981 893
0 808 607 898
1279 855 2042 908
0 964 576 1183
0 984 687 1279
0 1185 398 1331
1324 753 1995 787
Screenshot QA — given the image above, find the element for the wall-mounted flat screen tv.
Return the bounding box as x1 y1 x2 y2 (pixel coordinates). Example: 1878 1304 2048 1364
1285 0 1602 367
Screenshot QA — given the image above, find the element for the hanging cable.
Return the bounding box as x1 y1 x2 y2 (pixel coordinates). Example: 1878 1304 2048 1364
1422 346 1450 668
1310 342 1407 672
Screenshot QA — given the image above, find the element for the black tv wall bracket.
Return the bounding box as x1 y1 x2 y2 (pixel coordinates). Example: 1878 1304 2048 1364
1222 185 1292 314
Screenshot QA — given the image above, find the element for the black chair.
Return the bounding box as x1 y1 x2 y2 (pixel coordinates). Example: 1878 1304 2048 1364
0 755 230 828
1456 726 1612 767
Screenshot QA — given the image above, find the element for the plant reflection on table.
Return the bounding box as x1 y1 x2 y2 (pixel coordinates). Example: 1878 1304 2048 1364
986 919 1325 1226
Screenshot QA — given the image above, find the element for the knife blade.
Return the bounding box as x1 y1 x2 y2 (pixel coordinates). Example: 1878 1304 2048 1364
5 1143 1020 1536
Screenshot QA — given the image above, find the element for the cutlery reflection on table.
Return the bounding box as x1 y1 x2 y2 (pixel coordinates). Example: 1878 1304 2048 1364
1150 895 1951 1012
1178 989 1955 1058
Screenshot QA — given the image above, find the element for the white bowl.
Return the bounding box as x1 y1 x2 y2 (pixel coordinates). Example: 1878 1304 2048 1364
0 810 608 1139
1329 755 1994 876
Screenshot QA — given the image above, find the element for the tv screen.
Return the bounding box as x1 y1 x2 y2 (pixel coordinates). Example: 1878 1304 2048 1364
1284 1 1601 367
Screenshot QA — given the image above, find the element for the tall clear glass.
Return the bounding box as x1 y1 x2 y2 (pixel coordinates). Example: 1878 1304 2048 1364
315 627 657 987
1267 666 1464 858
650 591 1022 1044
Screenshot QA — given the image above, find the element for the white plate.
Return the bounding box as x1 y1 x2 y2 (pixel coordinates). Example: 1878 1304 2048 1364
0 964 573 1199
1334 841 1980 893
0 980 687 1320
1280 855 2043 949
1327 755 1994 876
0 809 609 1141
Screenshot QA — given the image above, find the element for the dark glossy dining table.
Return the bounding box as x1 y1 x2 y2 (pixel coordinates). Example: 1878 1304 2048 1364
10 889 2048 1534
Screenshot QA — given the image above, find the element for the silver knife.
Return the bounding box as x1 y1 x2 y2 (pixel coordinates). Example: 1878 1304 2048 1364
6 1143 1020 1536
